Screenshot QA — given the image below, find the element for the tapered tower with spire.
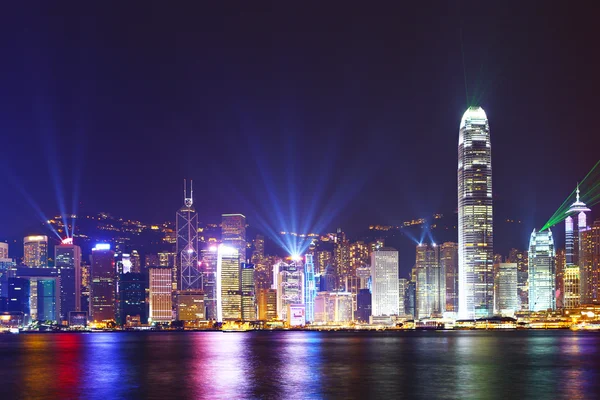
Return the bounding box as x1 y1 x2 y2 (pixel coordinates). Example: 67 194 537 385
177 179 200 291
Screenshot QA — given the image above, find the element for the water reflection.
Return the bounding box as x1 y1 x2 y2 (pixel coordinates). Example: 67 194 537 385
1 331 600 399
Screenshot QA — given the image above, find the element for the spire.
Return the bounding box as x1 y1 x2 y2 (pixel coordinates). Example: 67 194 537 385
576 182 580 202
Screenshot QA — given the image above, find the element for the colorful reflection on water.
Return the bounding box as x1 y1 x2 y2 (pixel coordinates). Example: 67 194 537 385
1 331 600 399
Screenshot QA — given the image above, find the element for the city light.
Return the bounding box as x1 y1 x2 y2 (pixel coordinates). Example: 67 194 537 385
61 237 73 245
93 243 111 251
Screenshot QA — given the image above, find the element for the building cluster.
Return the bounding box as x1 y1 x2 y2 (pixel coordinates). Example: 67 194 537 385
0 107 598 330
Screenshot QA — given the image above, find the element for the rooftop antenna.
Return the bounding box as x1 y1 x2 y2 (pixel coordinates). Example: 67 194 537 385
184 179 193 208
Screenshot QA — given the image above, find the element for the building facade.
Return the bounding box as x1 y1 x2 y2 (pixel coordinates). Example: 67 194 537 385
370 247 399 317
23 235 48 268
441 242 458 313
457 106 494 319
90 244 116 323
494 263 518 316
55 242 82 323
148 267 172 323
415 243 444 319
528 229 556 311
217 246 241 322
177 180 200 291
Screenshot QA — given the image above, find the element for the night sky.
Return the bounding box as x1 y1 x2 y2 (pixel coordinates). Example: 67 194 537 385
1 3 599 252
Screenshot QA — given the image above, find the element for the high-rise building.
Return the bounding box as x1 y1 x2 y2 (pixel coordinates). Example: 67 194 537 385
55 240 82 323
257 288 277 321
23 235 48 268
316 250 332 275
398 278 408 316
145 254 160 269
415 244 444 319
90 244 116 323
581 219 600 304
565 186 591 303
440 242 458 313
406 281 416 318
528 229 556 311
356 267 371 290
148 267 172 324
370 247 399 317
0 242 8 259
508 248 528 310
457 106 494 319
241 263 256 321
304 254 317 323
563 265 580 309
201 246 218 320
217 245 241 322
130 250 141 274
494 263 518 316
15 268 59 323
334 232 351 289
251 235 265 264
118 272 147 325
221 214 247 260
274 260 304 322
177 180 200 291
555 248 566 308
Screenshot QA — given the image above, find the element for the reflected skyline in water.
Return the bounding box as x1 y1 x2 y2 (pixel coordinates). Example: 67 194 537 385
1 331 599 399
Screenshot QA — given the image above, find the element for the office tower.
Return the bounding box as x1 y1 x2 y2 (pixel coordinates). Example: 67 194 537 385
528 229 556 311
0 242 8 259
217 245 241 322
304 254 316 323
274 260 304 322
356 289 372 322
158 252 176 267
241 263 256 321
334 232 350 289
440 242 458 313
314 292 353 323
494 263 518 316
130 250 141 274
508 248 528 310
316 250 332 275
177 291 204 321
370 247 399 317
350 241 369 274
148 267 172 323
398 278 408 316
80 263 90 314
55 240 82 323
7 278 30 317
415 244 444 319
406 281 416 318
90 244 116 323
555 249 566 308
119 273 147 325
23 235 48 267
581 219 600 304
257 288 277 321
177 180 200 291
565 186 591 303
201 246 218 320
15 267 59 322
457 106 494 319
563 265 580 309
221 214 247 260
145 254 160 268
116 252 132 275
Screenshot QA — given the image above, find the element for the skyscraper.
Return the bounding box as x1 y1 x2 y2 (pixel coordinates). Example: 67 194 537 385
415 243 444 319
23 235 48 268
241 263 256 321
201 246 218 320
216 245 241 322
90 244 116 323
581 219 600 304
555 248 566 308
494 263 518 316
0 242 8 259
304 254 317 323
148 267 172 324
222 214 247 260
118 272 147 325
528 229 556 311
440 242 458 313
55 240 82 323
274 260 304 322
177 180 200 291
565 186 591 303
370 247 399 317
257 288 277 321
508 248 528 310
563 265 580 309
457 106 494 319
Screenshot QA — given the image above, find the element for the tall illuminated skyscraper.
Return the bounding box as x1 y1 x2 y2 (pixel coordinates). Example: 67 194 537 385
274 260 304 322
216 245 241 322
508 248 529 310
177 180 200 291
565 186 591 303
90 244 116 323
148 267 173 323
222 214 247 260
55 239 82 322
494 263 518 316
0 242 8 259
582 219 600 304
304 254 316 323
370 247 399 317
440 242 458 313
241 263 256 321
24 235 48 268
457 106 494 319
528 229 556 311
415 243 444 319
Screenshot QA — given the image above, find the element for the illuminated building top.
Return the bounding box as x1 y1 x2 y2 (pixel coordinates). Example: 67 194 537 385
566 185 591 215
459 106 488 130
